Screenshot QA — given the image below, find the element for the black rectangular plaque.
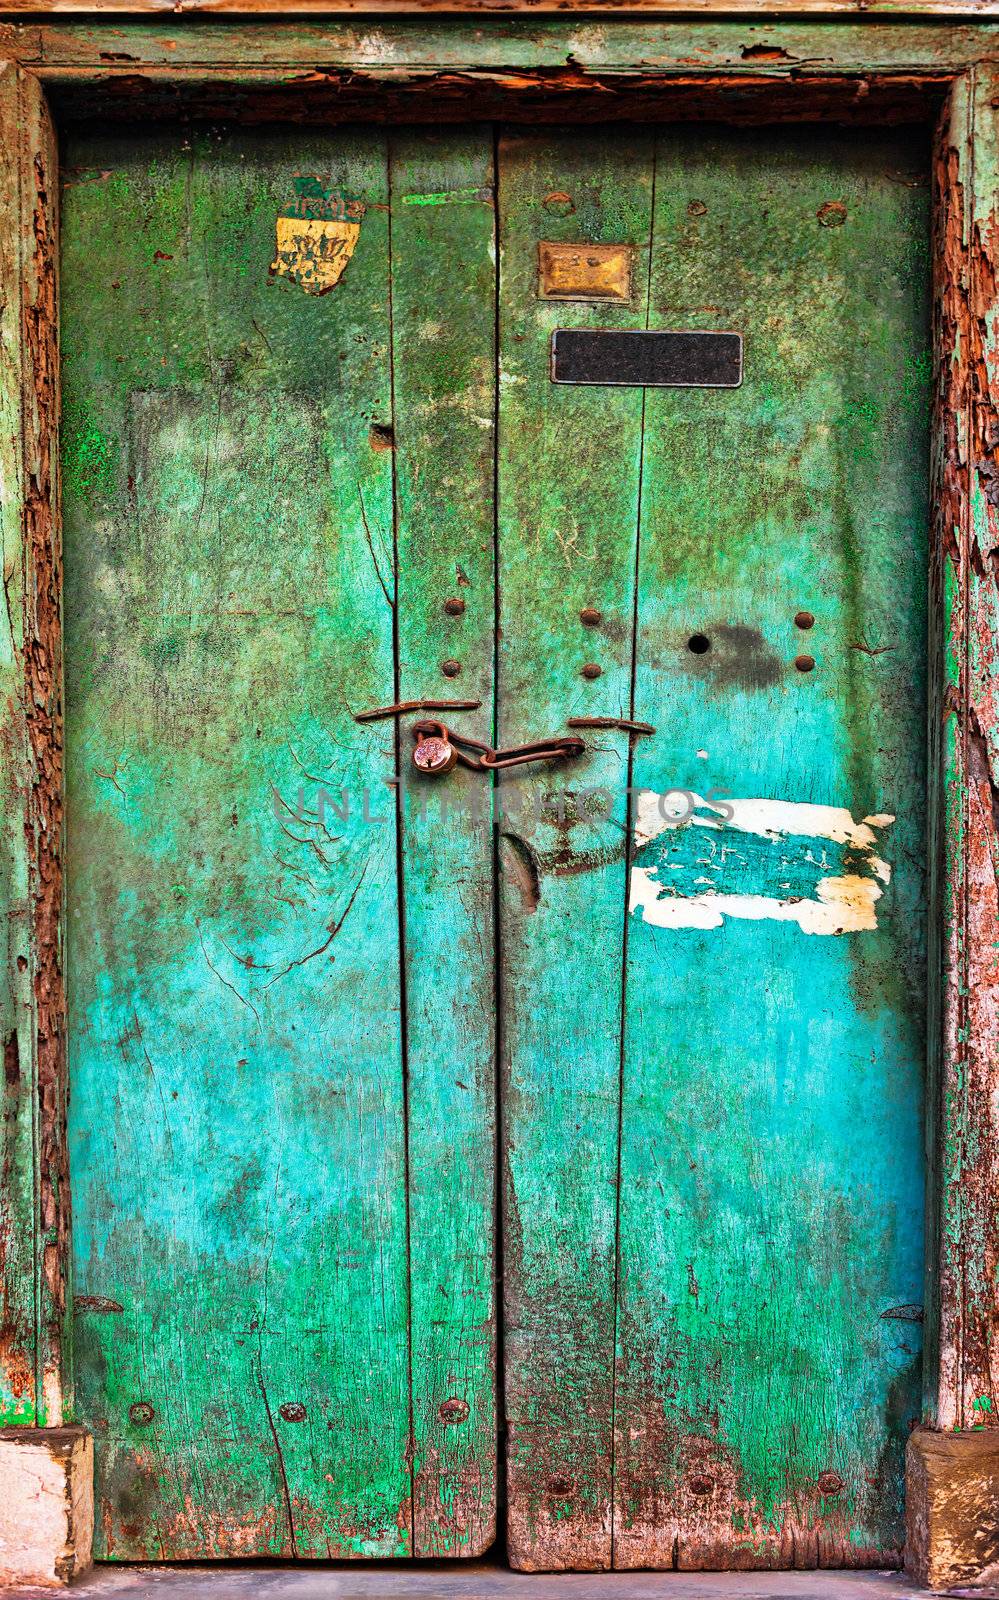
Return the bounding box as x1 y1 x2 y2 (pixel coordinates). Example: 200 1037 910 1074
550 328 743 388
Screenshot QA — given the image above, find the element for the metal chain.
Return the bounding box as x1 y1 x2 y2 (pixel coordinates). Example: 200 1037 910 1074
412 718 584 773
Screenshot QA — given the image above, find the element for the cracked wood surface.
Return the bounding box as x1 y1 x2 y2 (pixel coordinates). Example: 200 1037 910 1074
2 0 999 16
496 127 653 1573
616 129 928 1570
495 126 928 1570
390 128 497 1559
925 68 999 1434
61 127 496 1559
42 109 947 1574
3 22 999 132
4 19 999 70
0 64 66 1431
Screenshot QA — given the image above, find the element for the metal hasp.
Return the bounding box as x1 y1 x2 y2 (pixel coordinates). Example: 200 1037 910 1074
551 328 743 387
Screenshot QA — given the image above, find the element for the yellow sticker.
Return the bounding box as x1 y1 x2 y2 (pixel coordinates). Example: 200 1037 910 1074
271 216 361 295
270 177 365 295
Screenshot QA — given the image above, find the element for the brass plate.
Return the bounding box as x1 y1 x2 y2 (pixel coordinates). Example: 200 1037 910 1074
538 241 634 303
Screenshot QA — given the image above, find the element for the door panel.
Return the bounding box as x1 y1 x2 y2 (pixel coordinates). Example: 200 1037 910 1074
63 121 928 1572
496 129 655 1570
617 129 929 1570
389 128 498 1557
62 127 497 1560
496 128 929 1570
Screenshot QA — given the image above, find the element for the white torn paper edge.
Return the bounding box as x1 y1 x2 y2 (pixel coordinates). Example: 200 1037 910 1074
630 792 895 936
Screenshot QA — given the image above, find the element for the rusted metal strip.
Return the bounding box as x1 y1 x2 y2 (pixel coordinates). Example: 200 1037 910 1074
354 696 482 721
566 716 655 734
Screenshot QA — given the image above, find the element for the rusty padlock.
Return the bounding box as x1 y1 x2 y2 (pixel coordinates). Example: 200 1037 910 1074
412 719 458 776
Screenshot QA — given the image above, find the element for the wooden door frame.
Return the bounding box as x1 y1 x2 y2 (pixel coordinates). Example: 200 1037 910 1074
1 10 998 1584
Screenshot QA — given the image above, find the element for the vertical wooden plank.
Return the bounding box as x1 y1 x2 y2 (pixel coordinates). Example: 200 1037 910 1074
0 65 66 1429
389 127 497 1557
496 129 654 1572
923 72 971 1436
930 68 999 1433
62 128 412 1557
616 127 930 1567
0 59 37 1431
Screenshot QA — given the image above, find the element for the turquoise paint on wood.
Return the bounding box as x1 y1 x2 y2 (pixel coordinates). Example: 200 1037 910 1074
615 128 930 1569
495 128 655 1571
64 127 442 1559
389 127 498 1557
62 121 929 1569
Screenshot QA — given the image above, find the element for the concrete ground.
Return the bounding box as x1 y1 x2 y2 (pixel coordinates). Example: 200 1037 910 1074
5 1565 969 1600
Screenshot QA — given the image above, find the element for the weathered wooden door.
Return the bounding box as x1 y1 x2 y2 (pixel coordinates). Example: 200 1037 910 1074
62 123 928 1569
62 125 499 1563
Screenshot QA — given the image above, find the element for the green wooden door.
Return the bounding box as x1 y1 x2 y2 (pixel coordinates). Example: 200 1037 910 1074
496 126 928 1571
63 123 928 1568
61 125 498 1562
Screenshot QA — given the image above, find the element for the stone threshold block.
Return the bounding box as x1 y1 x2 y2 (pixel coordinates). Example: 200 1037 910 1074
0 1427 93 1588
907 1424 999 1589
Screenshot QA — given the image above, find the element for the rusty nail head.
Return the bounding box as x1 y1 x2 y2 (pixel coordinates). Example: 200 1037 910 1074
817 1470 844 1496
817 201 847 228
279 1402 307 1423
581 662 602 680
439 1397 470 1425
795 610 815 630
794 654 816 673
444 597 465 616
689 1475 714 1496
580 607 602 626
546 1477 572 1496
441 659 461 678
129 1401 155 1425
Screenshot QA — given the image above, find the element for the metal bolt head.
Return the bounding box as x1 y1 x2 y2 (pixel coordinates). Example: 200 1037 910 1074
444 597 465 617
580 607 602 626
441 658 461 678
795 610 815 630
581 662 602 680
794 654 816 673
